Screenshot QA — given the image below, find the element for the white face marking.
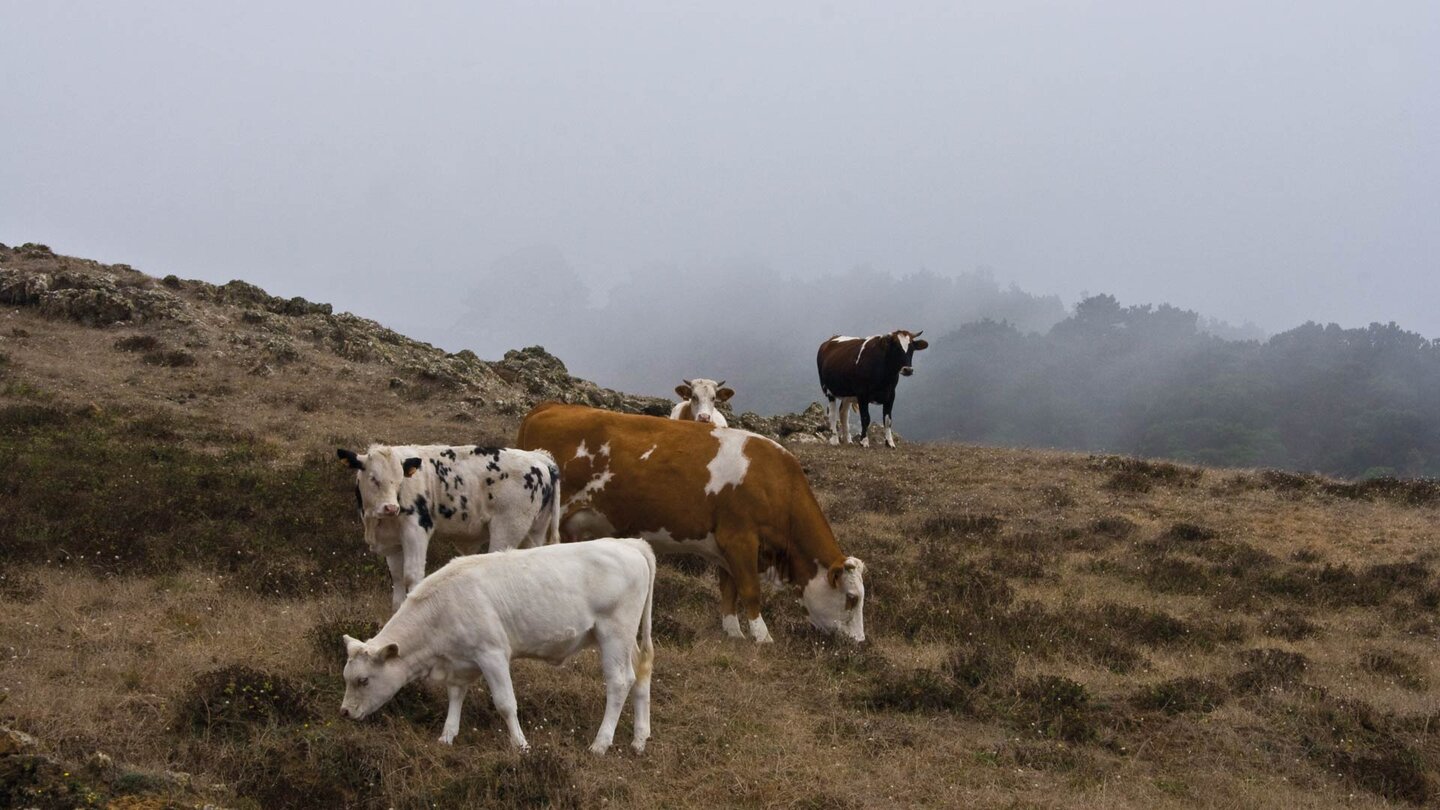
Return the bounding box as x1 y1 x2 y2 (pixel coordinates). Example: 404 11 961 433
704 430 751 496
896 333 911 352
677 378 723 423
639 445 657 461
801 558 866 642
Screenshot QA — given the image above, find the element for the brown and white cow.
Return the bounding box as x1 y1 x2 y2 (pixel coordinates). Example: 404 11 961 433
517 403 866 643
816 331 929 448
669 378 734 427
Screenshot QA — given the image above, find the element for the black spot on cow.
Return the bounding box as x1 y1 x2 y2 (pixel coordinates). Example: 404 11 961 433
485 477 494 486
454 475 464 488
441 448 458 461
475 446 503 472
487 493 494 501
413 495 433 530
460 496 469 510
522 465 559 509
437 504 456 520
353 486 363 515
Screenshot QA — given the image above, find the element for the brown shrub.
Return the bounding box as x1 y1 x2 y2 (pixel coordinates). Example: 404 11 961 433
175 666 314 738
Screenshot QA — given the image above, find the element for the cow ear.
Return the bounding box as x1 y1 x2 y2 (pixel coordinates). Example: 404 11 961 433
675 384 692 399
380 642 400 660
827 563 844 589
337 449 365 471
912 340 929 351
342 634 365 659
717 387 735 402
403 458 422 478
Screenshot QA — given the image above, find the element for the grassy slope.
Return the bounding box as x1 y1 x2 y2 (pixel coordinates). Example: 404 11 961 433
1 248 1439 808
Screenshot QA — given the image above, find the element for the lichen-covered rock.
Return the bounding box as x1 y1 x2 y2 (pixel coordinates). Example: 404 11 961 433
0 269 50 305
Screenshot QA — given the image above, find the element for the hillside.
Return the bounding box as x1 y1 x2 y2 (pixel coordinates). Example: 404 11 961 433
2 245 1439 808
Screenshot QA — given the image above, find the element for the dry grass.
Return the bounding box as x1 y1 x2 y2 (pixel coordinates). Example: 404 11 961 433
2 261 1439 807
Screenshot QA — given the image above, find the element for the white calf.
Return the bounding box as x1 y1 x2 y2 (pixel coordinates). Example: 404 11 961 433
669 378 734 427
338 444 561 610
339 538 656 753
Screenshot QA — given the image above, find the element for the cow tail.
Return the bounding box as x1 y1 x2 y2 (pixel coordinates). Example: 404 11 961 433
631 540 656 682
546 460 562 545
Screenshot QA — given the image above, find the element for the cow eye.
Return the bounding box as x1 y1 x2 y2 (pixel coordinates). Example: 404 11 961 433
358 677 369 687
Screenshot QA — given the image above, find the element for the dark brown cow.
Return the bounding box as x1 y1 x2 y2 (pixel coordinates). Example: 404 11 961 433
517 402 866 643
816 331 929 448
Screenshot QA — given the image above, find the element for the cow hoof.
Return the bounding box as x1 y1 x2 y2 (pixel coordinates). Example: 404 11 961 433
859 438 870 448
438 733 456 745
827 435 839 446
589 741 611 755
885 440 896 449
631 739 648 755
721 614 744 638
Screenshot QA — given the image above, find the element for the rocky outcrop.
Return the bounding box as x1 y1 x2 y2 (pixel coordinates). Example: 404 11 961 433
0 242 827 441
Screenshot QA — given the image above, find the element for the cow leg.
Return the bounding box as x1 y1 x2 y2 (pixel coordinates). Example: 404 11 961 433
439 682 467 744
857 399 872 447
717 569 743 638
882 396 897 449
486 511 531 553
630 645 652 754
837 398 853 444
401 529 429 600
384 551 407 612
479 652 528 751
826 396 840 445
717 531 772 643
589 631 636 755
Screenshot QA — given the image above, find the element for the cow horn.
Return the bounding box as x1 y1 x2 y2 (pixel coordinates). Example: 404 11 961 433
683 379 693 387
716 380 726 388
914 330 924 338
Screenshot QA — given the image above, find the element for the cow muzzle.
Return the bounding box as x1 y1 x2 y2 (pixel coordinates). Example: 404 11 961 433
900 367 914 377
375 504 400 518
696 412 712 423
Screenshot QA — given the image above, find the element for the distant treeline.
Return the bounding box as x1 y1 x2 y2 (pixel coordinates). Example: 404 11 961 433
907 295 1440 479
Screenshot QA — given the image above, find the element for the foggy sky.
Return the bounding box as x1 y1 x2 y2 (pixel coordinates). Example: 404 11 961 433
3 2 1437 355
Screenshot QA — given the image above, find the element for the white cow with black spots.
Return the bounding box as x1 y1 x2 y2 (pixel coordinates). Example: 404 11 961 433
337 444 561 611
669 378 734 427
340 537 656 753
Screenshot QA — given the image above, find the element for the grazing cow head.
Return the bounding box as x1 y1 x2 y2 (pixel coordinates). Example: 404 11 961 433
338 635 408 721
891 330 929 377
674 378 734 424
802 557 867 642
337 447 422 518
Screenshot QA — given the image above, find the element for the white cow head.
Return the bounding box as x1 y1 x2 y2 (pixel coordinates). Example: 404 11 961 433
675 378 734 424
338 447 422 518
338 634 410 721
802 557 867 642
892 330 929 377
